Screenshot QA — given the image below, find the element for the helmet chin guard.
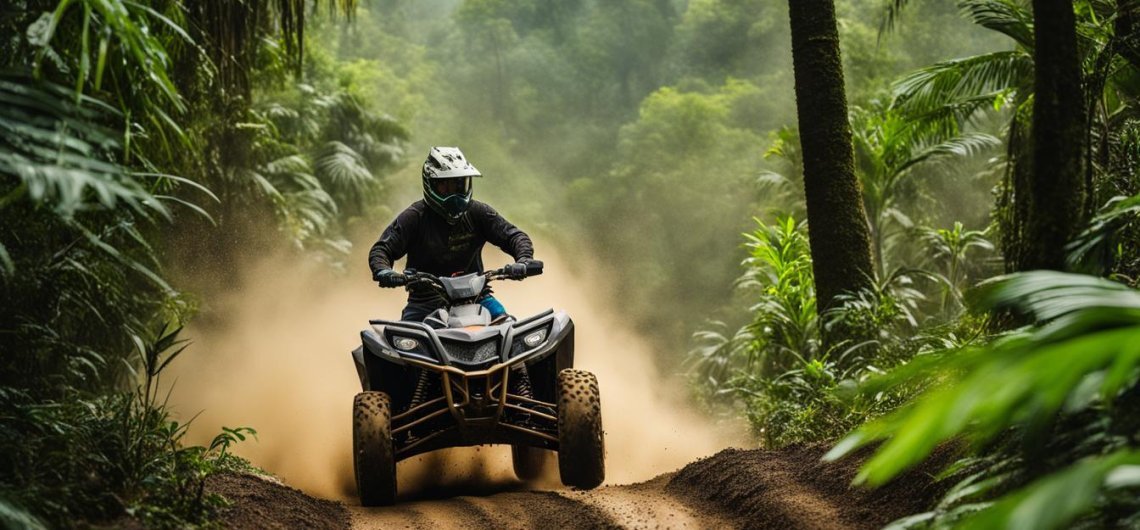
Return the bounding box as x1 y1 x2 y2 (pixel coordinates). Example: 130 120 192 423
422 146 482 223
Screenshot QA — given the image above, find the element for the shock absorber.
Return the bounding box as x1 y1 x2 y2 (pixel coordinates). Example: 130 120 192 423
409 369 431 409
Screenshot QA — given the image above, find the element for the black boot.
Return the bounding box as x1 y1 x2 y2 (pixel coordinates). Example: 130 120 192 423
509 365 555 423
508 365 533 424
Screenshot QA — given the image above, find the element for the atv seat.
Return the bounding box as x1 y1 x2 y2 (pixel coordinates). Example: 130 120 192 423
424 304 494 329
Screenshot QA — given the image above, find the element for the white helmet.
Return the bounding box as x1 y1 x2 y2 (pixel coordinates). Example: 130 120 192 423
421 146 482 222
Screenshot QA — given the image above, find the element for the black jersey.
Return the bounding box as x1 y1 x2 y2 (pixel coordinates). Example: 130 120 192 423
368 200 534 304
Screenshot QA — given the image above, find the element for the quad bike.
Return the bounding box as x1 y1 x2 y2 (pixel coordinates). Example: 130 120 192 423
350 261 605 506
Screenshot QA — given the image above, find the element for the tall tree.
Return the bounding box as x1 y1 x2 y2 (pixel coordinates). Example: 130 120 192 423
1022 0 1088 270
786 0 876 312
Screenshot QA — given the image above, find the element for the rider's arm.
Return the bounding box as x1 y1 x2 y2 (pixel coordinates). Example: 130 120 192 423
471 202 534 262
369 206 420 279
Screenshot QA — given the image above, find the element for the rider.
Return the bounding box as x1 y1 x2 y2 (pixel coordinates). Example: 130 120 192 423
368 146 538 322
369 147 541 418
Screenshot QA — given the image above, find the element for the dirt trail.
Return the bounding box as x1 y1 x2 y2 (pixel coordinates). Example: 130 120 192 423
347 474 732 530
210 445 951 529
173 235 948 528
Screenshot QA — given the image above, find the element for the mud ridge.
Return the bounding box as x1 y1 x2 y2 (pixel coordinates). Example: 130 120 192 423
205 472 350 529
665 444 958 530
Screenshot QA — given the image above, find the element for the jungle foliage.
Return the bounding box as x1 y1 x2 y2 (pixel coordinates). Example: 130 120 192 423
0 0 404 526
686 1 1140 528
5 0 1140 528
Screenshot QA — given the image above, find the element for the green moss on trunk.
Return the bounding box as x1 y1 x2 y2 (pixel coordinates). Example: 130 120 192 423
786 0 875 311
1023 0 1088 270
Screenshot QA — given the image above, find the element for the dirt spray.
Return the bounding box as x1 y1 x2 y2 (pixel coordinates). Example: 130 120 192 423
167 238 744 500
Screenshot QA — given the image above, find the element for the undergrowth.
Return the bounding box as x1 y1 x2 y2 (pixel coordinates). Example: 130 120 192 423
0 325 256 529
688 215 992 448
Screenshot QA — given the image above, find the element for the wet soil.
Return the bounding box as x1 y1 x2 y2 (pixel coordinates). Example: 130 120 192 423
666 444 957 530
213 445 954 529
205 472 351 529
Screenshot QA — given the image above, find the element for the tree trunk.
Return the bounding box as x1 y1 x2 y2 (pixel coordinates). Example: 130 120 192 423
1022 0 1087 270
786 0 875 312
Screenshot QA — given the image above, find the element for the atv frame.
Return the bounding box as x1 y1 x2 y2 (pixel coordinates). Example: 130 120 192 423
350 264 604 506
352 308 575 460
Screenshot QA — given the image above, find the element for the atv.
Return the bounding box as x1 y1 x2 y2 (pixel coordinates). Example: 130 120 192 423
350 261 605 506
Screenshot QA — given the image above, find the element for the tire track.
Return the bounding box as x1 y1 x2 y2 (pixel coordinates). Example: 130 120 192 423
348 490 619 530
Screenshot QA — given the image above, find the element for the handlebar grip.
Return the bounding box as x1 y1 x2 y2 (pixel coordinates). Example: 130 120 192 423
525 260 544 276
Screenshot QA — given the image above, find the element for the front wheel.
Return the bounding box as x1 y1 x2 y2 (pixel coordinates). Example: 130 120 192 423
354 391 396 506
556 369 605 489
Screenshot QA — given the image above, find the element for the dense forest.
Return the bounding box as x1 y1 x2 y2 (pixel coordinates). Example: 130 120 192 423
3 0 1140 528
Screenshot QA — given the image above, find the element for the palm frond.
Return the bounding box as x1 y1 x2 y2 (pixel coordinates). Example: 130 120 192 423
900 92 1013 137
74 221 173 294
880 0 915 36
1066 194 1140 274
0 497 48 530
263 153 310 176
0 75 166 219
898 133 1002 174
30 0 187 112
969 270 1140 323
314 140 374 195
958 0 1035 49
0 242 12 277
892 51 1033 118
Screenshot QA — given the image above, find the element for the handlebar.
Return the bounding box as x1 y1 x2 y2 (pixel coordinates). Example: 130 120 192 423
487 259 545 280
379 260 544 290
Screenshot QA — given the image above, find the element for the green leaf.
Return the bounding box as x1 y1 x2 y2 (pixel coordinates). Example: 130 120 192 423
0 242 12 276
960 450 1140 530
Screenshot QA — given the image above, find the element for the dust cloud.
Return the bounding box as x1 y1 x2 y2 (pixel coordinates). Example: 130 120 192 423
167 238 744 500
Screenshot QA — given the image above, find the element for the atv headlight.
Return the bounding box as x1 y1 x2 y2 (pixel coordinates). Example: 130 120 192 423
523 329 546 347
510 325 551 358
393 336 419 351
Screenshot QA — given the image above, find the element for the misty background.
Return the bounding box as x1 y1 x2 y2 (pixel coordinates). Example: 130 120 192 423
166 0 1010 496
12 0 1140 526
305 0 1007 350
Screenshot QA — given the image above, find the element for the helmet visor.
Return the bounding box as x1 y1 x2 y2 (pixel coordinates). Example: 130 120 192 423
431 177 471 198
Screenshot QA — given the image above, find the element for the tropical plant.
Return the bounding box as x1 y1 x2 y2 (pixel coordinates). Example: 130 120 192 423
688 216 817 404
0 16 202 394
1068 192 1140 280
888 0 1140 272
0 1 383 526
733 345 903 448
755 126 807 217
850 101 1000 276
919 222 997 310
0 325 256 528
824 267 928 346
689 216 933 445
229 82 407 256
828 271 1140 529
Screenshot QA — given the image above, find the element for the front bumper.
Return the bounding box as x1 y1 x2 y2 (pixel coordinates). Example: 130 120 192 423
391 356 558 461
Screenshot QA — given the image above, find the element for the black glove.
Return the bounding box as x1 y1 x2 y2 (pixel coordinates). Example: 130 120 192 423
519 258 543 276
504 262 528 280
375 269 407 288
504 258 543 280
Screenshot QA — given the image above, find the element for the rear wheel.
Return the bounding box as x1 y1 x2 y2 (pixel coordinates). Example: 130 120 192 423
354 391 396 506
556 369 605 489
511 445 548 481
